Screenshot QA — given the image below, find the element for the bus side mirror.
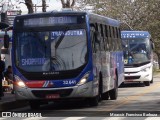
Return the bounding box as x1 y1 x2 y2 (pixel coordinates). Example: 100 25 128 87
152 43 155 50
4 34 9 48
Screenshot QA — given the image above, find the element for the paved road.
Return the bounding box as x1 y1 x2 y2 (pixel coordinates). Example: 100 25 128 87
1 74 160 119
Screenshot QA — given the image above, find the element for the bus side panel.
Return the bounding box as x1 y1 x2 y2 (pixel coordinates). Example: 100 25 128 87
110 51 124 88
116 51 124 86
92 52 101 96
101 51 111 93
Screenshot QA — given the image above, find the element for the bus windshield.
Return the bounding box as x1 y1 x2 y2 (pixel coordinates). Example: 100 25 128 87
15 29 87 72
122 38 151 65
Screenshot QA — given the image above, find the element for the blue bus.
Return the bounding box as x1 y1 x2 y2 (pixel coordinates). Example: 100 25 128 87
6 11 124 109
121 31 154 86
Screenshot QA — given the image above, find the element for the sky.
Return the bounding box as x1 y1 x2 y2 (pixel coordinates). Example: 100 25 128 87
1 0 62 13
20 0 62 12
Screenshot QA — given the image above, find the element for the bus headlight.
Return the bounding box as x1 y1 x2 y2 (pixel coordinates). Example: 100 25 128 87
141 67 150 72
17 81 26 87
15 75 26 88
77 72 90 86
141 68 147 72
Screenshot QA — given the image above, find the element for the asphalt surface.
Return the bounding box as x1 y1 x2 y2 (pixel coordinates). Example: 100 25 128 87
0 72 160 111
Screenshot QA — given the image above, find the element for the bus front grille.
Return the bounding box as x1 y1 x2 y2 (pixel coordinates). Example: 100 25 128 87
125 76 141 80
31 89 73 98
125 71 139 74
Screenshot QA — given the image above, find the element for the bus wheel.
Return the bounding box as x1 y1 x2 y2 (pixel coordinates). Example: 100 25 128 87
29 101 40 110
98 74 103 102
88 96 99 106
109 77 118 100
144 81 150 86
102 91 109 100
150 76 153 83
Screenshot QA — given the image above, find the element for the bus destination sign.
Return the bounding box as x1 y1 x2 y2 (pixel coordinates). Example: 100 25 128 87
24 16 77 27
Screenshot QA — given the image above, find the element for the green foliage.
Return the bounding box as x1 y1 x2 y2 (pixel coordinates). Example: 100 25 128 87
77 0 160 54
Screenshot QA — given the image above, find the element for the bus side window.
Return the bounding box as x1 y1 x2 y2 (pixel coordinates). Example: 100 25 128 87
90 26 97 53
114 27 118 51
118 28 123 50
112 27 116 51
105 25 109 51
100 24 105 51
102 24 107 51
108 26 113 51
94 23 101 52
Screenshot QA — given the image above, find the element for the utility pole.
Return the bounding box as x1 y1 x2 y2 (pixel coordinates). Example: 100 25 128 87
33 4 49 13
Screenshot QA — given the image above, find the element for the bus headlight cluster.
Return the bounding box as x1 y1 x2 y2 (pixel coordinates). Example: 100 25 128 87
77 72 90 86
15 75 26 88
141 67 150 72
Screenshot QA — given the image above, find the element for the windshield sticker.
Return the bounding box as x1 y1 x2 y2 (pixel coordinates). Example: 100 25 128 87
51 30 84 40
21 58 46 66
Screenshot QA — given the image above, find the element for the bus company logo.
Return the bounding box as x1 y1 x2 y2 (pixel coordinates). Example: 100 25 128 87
2 112 11 117
48 81 54 87
43 72 59 75
43 81 54 88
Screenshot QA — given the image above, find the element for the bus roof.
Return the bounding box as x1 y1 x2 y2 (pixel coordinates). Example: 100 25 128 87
121 31 151 39
88 13 120 27
14 11 120 27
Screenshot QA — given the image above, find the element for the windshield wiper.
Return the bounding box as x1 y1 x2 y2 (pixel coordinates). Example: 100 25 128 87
55 27 68 49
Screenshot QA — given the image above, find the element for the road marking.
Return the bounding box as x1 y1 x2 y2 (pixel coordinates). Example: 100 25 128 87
144 117 160 120
0 118 6 120
62 117 86 120
103 117 126 120
105 83 160 111
23 117 46 120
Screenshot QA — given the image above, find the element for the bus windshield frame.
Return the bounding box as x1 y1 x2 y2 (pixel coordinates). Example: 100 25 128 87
122 38 151 66
13 14 89 80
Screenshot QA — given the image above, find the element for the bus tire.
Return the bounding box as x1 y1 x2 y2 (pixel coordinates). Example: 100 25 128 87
99 73 103 101
144 81 150 86
102 91 109 100
29 101 40 110
150 76 153 83
88 96 99 106
109 76 118 100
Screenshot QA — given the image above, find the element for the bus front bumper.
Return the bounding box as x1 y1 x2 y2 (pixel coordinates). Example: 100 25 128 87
14 81 98 100
124 70 152 83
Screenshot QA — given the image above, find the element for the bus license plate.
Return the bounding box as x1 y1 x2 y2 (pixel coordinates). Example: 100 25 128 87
46 94 60 99
125 80 133 83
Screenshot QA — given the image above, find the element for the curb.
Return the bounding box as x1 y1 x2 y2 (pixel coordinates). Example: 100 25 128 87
0 100 28 111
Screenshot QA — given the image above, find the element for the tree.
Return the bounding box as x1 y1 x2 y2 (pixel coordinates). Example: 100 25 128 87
25 0 47 13
24 0 34 14
42 0 47 12
60 0 76 8
12 0 46 13
77 0 160 68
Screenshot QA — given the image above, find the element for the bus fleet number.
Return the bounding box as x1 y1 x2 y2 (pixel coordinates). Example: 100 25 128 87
63 80 76 85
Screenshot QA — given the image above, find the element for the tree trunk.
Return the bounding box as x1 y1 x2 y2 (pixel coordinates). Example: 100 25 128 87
42 0 46 12
157 54 160 69
61 0 75 8
25 0 34 14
